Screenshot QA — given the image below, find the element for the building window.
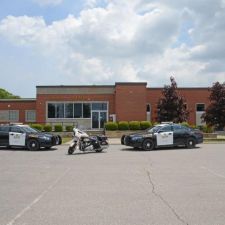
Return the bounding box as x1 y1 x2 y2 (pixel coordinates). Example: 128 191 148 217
65 103 73 118
92 103 107 110
146 104 151 112
74 103 82 118
196 104 205 112
0 110 9 121
25 110 36 122
48 103 55 118
83 103 91 118
55 103 64 118
48 103 64 118
47 102 107 119
9 110 19 122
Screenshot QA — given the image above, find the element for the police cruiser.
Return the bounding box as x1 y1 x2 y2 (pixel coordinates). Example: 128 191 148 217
0 124 61 150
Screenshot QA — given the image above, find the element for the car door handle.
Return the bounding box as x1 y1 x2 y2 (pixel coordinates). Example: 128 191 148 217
10 133 14 136
168 133 172 135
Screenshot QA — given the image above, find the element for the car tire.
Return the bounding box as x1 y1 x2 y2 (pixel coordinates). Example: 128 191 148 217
186 138 196 149
142 139 154 151
121 135 126 145
27 139 40 151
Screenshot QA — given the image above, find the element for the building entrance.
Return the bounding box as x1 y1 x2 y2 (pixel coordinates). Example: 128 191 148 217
92 111 107 129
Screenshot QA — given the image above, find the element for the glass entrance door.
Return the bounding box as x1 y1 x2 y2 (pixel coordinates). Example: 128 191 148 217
92 111 107 129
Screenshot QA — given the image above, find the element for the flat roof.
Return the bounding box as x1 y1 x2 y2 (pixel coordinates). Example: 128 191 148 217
36 85 115 88
115 82 147 86
0 98 36 102
147 87 209 90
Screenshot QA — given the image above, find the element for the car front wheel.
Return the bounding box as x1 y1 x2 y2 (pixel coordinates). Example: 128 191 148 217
186 138 196 149
142 139 154 151
27 139 40 151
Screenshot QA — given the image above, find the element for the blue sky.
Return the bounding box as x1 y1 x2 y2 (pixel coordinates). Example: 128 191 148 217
0 0 83 23
0 0 225 97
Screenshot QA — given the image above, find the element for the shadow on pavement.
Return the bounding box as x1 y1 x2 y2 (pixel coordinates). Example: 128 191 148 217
66 151 107 156
0 146 57 152
121 146 200 152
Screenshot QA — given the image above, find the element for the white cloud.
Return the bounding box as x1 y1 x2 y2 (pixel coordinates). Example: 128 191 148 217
33 0 63 6
0 0 225 96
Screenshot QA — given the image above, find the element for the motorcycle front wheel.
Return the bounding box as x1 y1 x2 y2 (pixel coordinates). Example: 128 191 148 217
68 144 76 155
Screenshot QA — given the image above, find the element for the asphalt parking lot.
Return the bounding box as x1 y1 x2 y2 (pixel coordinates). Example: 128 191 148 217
0 143 225 225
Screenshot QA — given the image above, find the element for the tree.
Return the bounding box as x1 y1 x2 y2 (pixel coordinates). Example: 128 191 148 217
0 88 20 99
157 77 189 123
202 82 225 130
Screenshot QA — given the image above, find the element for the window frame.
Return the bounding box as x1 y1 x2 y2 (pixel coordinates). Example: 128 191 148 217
196 103 205 112
46 101 108 120
25 110 36 122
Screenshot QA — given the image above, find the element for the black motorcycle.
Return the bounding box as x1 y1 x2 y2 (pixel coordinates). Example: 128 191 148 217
68 134 109 155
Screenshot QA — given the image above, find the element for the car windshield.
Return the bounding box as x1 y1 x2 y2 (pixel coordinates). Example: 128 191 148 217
147 125 164 133
20 126 39 133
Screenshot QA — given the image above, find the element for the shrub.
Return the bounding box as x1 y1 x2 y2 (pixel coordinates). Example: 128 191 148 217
180 122 190 127
118 121 129 130
105 122 118 130
201 125 213 133
129 121 141 130
66 125 73 132
31 124 43 131
189 124 197 129
43 124 52 132
54 124 63 132
140 121 152 130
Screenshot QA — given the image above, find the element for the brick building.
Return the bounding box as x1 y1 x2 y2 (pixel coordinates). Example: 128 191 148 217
0 82 210 129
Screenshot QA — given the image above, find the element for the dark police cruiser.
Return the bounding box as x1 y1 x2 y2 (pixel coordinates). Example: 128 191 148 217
121 123 203 150
0 124 62 150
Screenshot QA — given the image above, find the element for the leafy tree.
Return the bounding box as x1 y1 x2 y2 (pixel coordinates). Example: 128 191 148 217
0 88 20 99
202 82 225 130
157 76 189 123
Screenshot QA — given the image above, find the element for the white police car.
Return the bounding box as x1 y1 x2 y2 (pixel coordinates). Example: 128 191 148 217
121 123 203 150
0 124 61 150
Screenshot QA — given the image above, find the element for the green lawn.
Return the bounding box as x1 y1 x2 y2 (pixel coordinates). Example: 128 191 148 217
62 137 72 144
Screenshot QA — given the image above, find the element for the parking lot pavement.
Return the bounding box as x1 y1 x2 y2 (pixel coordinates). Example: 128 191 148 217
0 144 225 225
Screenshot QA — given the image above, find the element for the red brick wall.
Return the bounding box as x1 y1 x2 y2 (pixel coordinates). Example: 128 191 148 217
115 84 147 121
36 94 115 123
0 101 36 123
147 88 210 124
0 86 211 126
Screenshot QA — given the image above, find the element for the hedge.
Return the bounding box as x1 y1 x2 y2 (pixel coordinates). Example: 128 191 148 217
105 122 118 131
31 124 43 131
140 121 152 130
129 121 140 130
180 122 189 127
43 124 52 132
54 124 63 132
66 125 73 132
118 121 129 130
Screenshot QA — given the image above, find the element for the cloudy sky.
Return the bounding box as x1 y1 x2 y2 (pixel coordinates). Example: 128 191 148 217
0 0 225 97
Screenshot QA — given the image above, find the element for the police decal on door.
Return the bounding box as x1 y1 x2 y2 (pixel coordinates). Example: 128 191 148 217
9 132 26 146
156 131 173 146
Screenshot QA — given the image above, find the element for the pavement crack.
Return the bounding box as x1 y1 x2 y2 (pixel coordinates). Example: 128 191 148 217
146 170 189 225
